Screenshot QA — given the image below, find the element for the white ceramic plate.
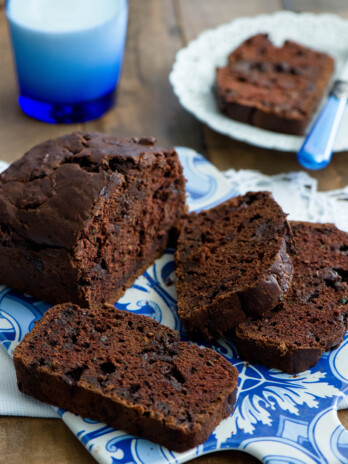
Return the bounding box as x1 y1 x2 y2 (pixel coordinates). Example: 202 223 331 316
170 11 348 152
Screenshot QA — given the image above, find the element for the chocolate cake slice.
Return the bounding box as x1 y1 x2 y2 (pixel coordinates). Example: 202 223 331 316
175 192 293 341
13 304 238 452
215 33 334 135
235 222 348 373
0 132 186 307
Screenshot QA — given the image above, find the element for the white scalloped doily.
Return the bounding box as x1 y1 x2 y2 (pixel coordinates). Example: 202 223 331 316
170 11 348 152
224 169 348 233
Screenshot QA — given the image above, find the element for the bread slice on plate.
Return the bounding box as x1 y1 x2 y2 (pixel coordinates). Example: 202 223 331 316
13 303 238 452
235 221 348 373
175 191 294 341
215 33 334 135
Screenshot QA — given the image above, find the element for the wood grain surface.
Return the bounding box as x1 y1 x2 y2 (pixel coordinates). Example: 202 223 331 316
0 1 347 463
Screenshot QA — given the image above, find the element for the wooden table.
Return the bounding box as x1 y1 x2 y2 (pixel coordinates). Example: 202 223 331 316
0 1 347 463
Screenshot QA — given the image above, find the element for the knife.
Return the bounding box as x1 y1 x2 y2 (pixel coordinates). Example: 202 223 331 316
297 61 348 170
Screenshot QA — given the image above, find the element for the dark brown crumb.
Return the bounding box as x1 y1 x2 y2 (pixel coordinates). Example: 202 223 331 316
14 304 238 452
175 191 293 341
215 33 334 135
235 221 348 373
0 132 186 307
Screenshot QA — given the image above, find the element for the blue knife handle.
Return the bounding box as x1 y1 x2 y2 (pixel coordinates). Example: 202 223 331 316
297 95 347 170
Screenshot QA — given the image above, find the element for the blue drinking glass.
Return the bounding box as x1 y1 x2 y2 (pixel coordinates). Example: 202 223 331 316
6 0 128 124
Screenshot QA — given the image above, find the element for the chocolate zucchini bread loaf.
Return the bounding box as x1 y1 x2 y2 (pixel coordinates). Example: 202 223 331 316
215 33 334 135
0 132 185 307
13 304 238 452
175 192 293 341
235 222 348 373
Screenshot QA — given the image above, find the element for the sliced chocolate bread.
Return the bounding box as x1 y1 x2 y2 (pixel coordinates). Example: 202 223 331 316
175 192 293 341
13 304 238 452
235 222 348 373
215 33 334 135
0 132 186 307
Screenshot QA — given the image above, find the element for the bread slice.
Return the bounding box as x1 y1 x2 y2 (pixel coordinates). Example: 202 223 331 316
215 33 334 135
235 222 348 373
13 304 238 452
175 192 293 341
